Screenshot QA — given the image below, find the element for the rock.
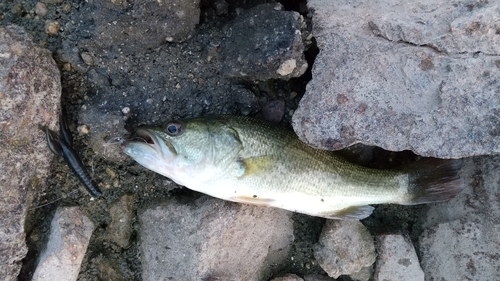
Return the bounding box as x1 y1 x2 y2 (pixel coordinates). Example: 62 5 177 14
139 196 294 281
419 156 500 280
32 207 95 281
0 25 61 281
349 266 373 281
293 0 500 158
91 0 200 52
105 194 134 248
218 4 308 81
44 20 60 35
35 2 49 17
213 0 229 16
261 99 285 123
375 234 424 281
313 220 376 279
271 273 304 281
11 3 24 16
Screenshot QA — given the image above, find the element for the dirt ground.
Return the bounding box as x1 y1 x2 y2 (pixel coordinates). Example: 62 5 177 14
1 1 426 280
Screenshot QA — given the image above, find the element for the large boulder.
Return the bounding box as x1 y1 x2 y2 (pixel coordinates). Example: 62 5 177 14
139 196 294 281
0 25 61 280
293 0 500 158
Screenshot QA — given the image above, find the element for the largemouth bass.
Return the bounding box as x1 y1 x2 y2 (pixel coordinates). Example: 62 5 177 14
121 115 464 220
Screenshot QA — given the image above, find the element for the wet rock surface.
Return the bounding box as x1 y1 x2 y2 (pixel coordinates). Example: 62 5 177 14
32 207 95 281
313 220 376 279
0 24 61 281
293 0 500 158
139 196 294 281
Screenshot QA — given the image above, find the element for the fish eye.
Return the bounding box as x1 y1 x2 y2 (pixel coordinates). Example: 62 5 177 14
165 121 183 136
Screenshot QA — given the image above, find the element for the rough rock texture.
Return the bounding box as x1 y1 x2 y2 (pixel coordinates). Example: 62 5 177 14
218 3 308 81
271 273 304 281
349 266 373 281
91 0 200 52
32 207 95 281
313 220 376 279
0 25 61 281
375 234 424 281
419 157 500 280
293 0 500 158
139 196 294 281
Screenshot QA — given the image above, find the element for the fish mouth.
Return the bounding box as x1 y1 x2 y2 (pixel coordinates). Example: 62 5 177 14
121 128 176 162
136 128 164 156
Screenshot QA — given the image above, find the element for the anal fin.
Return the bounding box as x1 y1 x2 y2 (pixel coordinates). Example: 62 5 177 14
319 205 375 220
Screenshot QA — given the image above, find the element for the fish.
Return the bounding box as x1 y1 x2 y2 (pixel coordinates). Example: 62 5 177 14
121 115 464 220
42 113 102 197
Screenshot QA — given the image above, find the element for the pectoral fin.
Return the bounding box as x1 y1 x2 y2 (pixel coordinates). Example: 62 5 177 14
239 155 275 178
320 205 375 220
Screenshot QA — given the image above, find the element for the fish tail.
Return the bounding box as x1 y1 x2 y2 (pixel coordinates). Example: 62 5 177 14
402 158 465 205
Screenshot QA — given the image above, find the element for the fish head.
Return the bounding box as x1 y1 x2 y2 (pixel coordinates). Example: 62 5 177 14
121 117 244 186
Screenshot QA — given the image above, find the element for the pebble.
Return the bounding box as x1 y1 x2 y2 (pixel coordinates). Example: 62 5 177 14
32 207 95 281
213 0 229 16
80 52 94 66
44 20 60 35
35 2 48 17
313 220 376 279
261 99 285 123
11 3 23 16
375 234 424 281
78 124 89 134
62 4 71 13
121 107 130 115
277 59 297 76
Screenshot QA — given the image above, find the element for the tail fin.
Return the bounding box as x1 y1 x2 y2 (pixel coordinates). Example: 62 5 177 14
402 158 465 205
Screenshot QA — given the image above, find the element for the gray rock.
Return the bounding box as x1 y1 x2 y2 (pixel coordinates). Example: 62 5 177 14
139 196 294 281
375 234 424 281
0 25 61 281
313 220 376 279
262 99 286 123
218 4 308 81
419 156 500 280
32 207 95 281
349 266 373 281
91 0 200 52
293 0 500 158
